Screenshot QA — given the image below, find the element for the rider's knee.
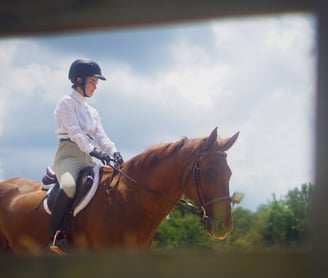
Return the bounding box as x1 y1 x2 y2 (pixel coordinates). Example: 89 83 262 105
59 172 76 198
62 185 75 199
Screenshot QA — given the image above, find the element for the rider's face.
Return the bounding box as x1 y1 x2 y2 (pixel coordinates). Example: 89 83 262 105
84 76 99 97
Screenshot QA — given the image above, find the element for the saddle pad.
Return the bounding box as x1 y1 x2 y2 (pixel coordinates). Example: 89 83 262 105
43 164 101 217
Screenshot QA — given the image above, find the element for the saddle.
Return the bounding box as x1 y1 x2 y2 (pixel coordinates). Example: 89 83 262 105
41 164 101 217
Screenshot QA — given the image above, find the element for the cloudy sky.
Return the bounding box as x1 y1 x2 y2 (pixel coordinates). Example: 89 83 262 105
0 13 316 211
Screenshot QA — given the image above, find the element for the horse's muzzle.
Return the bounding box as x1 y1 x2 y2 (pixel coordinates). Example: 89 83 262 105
206 219 233 240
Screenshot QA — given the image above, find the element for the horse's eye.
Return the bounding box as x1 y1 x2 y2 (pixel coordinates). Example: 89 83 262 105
204 168 217 180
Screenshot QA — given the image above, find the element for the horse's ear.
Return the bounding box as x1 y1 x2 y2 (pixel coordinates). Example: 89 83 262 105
204 127 218 151
220 131 240 152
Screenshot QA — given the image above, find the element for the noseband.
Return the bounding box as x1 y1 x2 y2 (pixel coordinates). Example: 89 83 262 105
183 150 232 221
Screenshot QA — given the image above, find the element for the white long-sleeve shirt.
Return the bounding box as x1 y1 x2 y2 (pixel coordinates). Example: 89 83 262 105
54 91 118 156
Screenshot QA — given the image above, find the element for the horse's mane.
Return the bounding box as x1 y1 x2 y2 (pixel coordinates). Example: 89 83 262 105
124 136 209 170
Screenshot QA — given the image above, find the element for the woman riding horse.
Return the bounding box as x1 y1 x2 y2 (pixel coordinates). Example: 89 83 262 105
49 59 124 254
0 127 238 254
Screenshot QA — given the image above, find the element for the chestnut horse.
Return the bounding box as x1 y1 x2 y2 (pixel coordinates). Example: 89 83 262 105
0 128 238 254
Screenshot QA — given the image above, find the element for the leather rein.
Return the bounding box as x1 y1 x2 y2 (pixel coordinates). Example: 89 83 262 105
106 150 232 221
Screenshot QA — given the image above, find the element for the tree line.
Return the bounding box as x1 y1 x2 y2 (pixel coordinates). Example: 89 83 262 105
153 183 313 250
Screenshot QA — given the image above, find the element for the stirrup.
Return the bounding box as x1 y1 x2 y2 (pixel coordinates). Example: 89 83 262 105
49 245 65 255
49 230 66 255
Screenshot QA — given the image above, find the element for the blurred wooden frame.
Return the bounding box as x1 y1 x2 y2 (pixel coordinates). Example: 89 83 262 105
0 0 316 36
1 0 327 276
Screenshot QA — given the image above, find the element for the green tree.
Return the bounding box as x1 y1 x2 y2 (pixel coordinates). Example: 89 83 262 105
265 194 295 246
153 204 211 250
226 204 270 250
228 207 255 248
283 183 314 243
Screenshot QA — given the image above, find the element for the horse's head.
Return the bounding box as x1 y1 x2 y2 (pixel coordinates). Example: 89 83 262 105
183 127 239 240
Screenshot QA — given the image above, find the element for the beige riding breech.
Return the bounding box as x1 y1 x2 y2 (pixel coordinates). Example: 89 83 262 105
53 141 95 198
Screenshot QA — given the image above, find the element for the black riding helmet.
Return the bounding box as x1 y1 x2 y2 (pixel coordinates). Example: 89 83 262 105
68 59 106 96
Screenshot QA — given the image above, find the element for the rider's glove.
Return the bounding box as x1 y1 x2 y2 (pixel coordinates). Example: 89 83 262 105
113 152 124 166
89 148 111 165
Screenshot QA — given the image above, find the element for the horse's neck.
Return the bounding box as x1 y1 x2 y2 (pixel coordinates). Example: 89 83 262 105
124 150 194 213
93 150 196 246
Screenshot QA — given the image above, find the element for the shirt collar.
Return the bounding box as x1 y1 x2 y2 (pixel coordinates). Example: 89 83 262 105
70 90 85 104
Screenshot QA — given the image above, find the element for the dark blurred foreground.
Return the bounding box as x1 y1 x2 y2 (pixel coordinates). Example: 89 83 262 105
0 249 314 278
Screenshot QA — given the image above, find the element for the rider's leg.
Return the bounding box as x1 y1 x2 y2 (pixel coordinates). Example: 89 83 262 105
48 188 73 244
48 171 76 254
49 141 94 254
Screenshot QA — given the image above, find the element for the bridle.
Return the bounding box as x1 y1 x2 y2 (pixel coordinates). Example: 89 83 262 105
106 149 232 221
181 150 232 221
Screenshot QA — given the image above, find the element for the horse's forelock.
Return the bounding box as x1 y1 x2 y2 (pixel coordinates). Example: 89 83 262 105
191 136 221 153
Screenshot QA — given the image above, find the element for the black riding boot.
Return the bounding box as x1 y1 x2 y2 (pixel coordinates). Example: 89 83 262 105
48 189 73 254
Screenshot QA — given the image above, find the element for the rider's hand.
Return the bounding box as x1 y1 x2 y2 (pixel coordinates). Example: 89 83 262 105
113 152 124 166
89 148 111 165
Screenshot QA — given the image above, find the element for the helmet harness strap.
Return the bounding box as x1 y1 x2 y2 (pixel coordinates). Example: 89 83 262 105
80 78 88 98
75 77 89 98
